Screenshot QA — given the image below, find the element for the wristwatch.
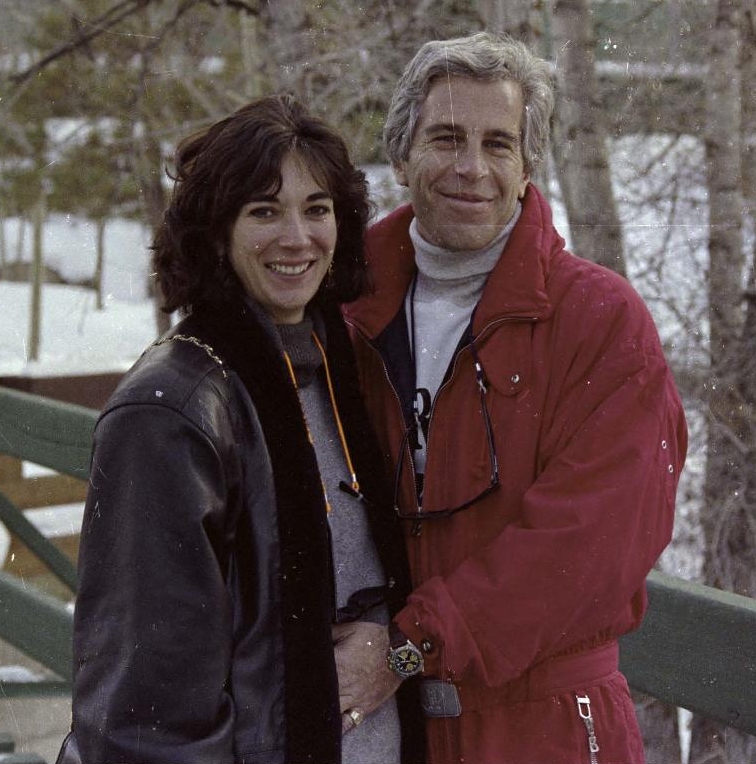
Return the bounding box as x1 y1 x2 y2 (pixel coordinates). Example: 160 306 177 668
387 623 424 679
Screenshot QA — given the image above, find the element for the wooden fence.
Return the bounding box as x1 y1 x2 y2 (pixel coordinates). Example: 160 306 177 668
0 385 754 737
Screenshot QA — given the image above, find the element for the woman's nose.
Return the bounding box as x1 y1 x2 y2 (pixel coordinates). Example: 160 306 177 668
279 213 310 248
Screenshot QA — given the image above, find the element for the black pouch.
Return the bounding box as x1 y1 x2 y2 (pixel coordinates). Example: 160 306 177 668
420 679 462 718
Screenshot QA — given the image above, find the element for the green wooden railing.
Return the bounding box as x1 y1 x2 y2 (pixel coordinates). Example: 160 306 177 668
0 386 96 687
0 385 754 736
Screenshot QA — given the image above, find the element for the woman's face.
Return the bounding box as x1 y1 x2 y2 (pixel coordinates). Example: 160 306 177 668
229 153 337 324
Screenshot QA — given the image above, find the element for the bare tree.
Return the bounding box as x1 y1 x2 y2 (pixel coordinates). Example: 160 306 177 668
549 0 626 277
478 0 543 44
689 0 756 760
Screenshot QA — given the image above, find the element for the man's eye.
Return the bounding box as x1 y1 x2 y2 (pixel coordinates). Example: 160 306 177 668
433 135 458 145
486 140 518 155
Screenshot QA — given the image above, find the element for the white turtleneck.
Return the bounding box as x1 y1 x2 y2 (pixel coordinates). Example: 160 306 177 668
405 203 521 476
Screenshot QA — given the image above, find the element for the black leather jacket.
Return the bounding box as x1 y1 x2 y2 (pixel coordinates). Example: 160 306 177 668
57 298 422 764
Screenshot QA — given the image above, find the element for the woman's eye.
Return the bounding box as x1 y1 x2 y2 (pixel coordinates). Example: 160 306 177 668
307 204 333 217
247 207 274 219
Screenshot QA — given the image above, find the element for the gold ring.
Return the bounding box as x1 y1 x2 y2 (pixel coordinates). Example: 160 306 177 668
348 709 363 726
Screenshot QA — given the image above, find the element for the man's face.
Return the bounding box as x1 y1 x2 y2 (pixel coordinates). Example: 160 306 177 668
394 76 530 252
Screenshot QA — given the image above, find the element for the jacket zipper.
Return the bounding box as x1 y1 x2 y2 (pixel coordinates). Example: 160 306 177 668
421 315 537 498
576 694 600 764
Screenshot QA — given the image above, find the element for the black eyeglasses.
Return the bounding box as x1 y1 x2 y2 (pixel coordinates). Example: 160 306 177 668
393 348 500 528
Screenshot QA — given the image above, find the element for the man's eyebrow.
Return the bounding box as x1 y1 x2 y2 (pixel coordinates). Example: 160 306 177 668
307 191 333 201
423 122 463 135
422 123 520 143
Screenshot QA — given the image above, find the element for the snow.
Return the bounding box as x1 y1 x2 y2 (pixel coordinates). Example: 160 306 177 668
0 665 48 683
0 281 157 376
0 215 156 376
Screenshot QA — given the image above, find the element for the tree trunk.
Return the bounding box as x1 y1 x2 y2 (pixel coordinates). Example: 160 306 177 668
94 217 106 311
133 93 169 336
478 0 543 44
28 187 45 362
0 210 6 273
633 692 682 764
14 218 25 263
690 0 756 760
741 0 756 359
261 1 313 98
549 0 627 277
239 8 264 99
140 130 171 337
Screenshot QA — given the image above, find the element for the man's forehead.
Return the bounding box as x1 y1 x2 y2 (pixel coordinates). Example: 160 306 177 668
416 78 523 134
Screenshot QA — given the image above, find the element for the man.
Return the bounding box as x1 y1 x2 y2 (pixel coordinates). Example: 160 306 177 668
336 32 687 763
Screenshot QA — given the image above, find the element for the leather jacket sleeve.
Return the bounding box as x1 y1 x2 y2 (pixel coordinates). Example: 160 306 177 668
69 395 240 763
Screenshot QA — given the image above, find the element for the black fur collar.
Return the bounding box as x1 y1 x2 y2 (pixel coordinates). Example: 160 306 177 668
179 297 341 763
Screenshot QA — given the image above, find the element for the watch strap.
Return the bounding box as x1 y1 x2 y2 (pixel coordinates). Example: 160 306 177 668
389 621 409 649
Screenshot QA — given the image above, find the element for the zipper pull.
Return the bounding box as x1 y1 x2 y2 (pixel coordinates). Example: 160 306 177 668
576 694 600 761
338 480 366 503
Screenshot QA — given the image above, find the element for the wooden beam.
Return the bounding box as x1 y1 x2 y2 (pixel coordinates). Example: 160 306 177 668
5 535 79 582
0 387 97 479
0 474 87 510
620 571 756 736
0 456 22 483
0 570 72 682
0 493 78 593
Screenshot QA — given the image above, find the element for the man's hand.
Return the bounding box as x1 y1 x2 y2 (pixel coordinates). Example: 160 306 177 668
332 621 402 732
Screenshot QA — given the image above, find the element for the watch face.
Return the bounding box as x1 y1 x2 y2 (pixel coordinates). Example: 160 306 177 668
392 644 423 677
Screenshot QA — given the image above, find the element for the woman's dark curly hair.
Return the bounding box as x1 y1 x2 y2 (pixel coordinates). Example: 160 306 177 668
152 94 371 313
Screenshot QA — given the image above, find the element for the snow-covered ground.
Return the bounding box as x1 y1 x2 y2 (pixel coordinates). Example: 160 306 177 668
0 214 156 377
0 281 157 377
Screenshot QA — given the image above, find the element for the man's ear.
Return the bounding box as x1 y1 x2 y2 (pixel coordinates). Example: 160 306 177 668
518 173 530 199
393 162 409 188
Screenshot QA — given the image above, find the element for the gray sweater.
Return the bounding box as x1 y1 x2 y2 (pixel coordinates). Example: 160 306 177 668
277 318 400 764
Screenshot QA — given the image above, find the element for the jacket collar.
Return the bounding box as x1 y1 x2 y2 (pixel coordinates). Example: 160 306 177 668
344 183 559 339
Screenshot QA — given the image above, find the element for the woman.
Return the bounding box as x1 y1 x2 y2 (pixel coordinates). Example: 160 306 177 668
56 95 422 764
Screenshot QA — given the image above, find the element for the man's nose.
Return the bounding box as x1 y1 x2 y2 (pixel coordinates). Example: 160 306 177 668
454 143 488 179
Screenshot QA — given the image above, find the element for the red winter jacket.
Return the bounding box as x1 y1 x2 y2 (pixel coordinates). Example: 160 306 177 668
344 185 688 764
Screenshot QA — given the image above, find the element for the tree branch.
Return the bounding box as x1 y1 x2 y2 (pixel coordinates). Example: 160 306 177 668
8 0 156 89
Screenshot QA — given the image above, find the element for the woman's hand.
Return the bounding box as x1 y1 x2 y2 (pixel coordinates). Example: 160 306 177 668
332 621 402 732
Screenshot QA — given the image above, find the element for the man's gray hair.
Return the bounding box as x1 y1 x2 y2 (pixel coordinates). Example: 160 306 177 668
384 32 554 176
